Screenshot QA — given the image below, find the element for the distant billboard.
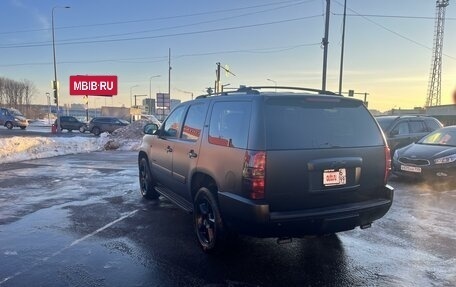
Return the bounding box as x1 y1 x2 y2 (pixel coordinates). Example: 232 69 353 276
69 75 118 96
156 93 170 109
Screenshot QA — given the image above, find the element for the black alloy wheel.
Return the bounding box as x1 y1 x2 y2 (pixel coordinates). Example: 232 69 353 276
139 157 160 200
194 187 231 253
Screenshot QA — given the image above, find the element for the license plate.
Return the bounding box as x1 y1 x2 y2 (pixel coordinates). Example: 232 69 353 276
323 168 347 186
400 165 421 173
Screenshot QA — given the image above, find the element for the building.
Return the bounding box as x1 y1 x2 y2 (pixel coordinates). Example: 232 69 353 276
142 98 155 115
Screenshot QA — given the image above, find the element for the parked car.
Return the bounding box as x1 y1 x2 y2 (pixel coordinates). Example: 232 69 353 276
138 86 394 253
0 107 28 130
55 116 87 133
375 115 443 155
88 117 129 136
393 126 456 181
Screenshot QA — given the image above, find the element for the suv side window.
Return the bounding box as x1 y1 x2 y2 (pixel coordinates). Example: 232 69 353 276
391 121 409 135
409 120 427 133
425 118 442 131
0 109 6 116
163 106 186 138
182 104 206 142
209 101 251 149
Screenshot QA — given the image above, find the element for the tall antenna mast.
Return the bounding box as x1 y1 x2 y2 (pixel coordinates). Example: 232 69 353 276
426 0 450 107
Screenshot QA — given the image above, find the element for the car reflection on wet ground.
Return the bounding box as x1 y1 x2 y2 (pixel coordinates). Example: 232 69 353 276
0 152 454 286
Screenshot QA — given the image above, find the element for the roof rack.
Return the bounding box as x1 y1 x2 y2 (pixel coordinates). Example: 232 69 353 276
195 85 338 99
240 86 338 95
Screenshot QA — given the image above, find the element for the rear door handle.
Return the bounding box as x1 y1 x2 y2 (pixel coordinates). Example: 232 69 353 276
166 146 173 153
188 150 197 158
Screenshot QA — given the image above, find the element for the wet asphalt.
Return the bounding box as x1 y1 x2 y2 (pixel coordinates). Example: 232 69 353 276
0 151 455 287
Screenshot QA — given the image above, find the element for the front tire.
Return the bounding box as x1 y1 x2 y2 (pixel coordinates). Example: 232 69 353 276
20 126 26 130
139 157 160 200
193 187 231 253
92 127 101 136
5 122 13 129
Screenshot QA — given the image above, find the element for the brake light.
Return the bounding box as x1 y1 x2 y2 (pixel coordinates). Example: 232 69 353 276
384 146 391 184
243 151 266 199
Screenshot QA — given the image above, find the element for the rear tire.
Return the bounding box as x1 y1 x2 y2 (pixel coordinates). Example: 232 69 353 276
139 157 160 200
193 187 231 253
5 122 13 129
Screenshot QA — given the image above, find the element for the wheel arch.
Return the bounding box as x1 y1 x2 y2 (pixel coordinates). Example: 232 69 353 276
191 172 218 200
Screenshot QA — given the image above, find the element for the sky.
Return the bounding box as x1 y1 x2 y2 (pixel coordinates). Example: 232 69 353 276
0 0 455 112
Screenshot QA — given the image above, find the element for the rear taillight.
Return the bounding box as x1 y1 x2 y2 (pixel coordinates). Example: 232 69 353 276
384 146 391 184
242 151 266 199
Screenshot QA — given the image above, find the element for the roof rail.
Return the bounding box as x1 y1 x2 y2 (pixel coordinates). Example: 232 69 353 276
242 86 338 95
194 85 338 99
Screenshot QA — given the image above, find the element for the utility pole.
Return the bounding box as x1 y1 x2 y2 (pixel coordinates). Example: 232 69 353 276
338 0 347 95
322 0 331 92
168 48 171 104
216 62 221 93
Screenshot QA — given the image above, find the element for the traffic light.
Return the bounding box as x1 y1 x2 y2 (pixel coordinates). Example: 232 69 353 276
52 80 58 104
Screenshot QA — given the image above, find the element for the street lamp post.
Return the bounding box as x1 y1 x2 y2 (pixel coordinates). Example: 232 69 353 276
130 85 139 122
52 5 70 133
267 78 277 92
46 92 51 124
149 75 161 115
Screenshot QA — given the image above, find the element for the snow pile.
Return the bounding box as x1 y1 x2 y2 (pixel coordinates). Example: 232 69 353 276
101 120 156 151
0 136 105 164
0 120 157 164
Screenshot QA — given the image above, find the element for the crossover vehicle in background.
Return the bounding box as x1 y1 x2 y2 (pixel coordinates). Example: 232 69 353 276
376 115 443 155
0 107 28 130
138 86 394 253
55 116 87 133
88 116 129 136
393 126 456 181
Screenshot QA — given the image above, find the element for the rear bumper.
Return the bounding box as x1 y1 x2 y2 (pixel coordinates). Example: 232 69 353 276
219 185 394 237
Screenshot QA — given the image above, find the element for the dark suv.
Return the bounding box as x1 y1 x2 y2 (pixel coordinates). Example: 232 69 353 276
375 115 443 155
138 87 394 252
55 116 86 133
88 117 129 136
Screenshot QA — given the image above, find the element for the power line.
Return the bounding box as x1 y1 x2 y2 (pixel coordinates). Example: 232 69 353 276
0 43 320 67
0 0 313 35
0 15 323 49
332 13 456 21
332 1 456 61
1 0 314 46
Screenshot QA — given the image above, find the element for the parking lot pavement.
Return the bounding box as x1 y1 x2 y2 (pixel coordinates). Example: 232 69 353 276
0 126 93 138
0 152 455 287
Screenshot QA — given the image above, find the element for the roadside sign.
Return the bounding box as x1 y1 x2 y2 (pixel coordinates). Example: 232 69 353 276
348 90 354 97
69 75 118 96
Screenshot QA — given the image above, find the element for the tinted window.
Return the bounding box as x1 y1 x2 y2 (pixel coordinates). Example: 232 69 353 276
425 118 442 131
391 122 409 135
209 102 251 149
409 121 427 133
163 106 186 137
182 104 206 142
265 97 383 149
376 117 396 131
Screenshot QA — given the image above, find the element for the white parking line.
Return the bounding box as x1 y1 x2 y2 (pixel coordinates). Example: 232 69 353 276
0 209 138 285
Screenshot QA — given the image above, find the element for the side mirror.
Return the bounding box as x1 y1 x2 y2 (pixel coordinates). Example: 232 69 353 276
390 130 399 137
144 123 159 135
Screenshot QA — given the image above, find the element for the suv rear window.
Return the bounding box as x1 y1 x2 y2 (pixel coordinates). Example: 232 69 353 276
265 97 384 149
